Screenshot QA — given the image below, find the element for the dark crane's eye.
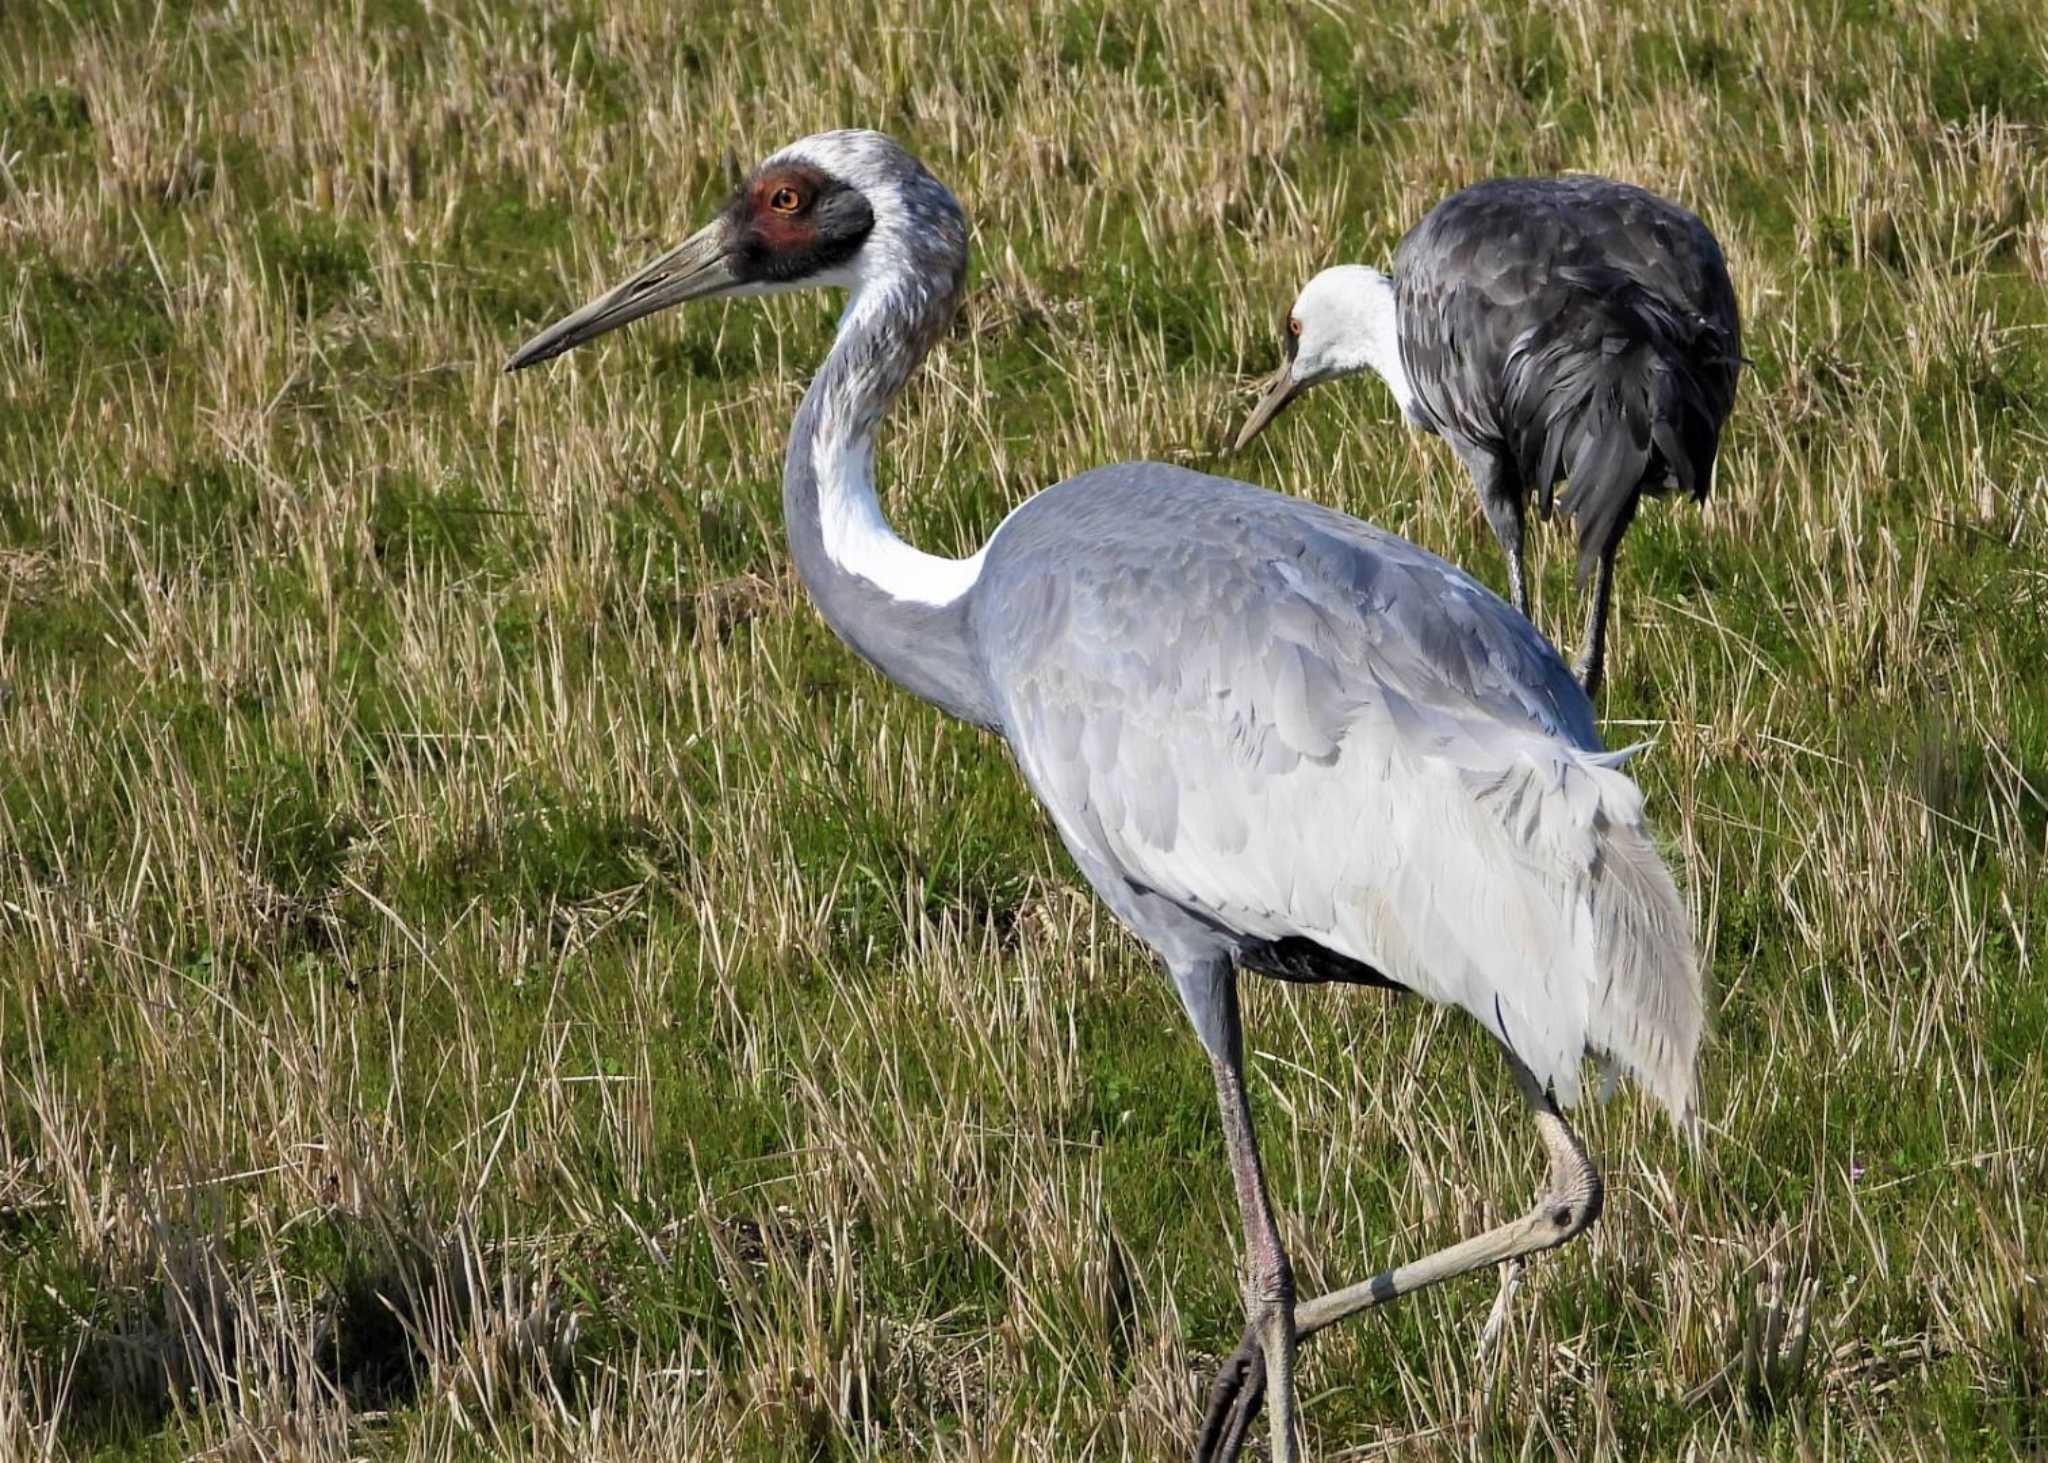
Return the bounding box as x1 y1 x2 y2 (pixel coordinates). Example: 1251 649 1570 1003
1287 316 1303 337
770 185 805 214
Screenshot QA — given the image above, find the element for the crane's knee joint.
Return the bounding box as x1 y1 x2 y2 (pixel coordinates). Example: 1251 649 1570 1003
1550 1171 1605 1237
1536 1158 1605 1244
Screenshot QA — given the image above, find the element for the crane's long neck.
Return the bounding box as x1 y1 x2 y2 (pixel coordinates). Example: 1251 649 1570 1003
1358 272 1422 423
781 258 1000 728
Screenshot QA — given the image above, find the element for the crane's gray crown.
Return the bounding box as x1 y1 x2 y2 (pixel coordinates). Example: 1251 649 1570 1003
762 130 967 289
505 129 964 370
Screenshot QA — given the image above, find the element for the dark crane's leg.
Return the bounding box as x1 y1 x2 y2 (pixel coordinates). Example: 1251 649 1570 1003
1574 535 1621 698
1468 450 1530 619
1193 1054 1604 1463
1176 957 1300 1463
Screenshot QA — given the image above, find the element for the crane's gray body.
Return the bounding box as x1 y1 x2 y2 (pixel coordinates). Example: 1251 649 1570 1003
948 464 1689 1104
1393 176 1742 577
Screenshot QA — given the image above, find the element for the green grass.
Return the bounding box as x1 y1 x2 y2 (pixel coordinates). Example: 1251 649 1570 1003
3 0 2047 1457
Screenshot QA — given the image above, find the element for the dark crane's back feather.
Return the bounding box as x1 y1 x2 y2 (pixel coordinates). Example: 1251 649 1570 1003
1394 177 1741 583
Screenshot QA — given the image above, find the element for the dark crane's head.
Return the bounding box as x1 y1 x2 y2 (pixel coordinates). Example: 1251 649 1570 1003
505 130 967 371
1233 265 1399 451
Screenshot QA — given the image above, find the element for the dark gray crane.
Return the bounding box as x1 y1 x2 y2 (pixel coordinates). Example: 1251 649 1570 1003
507 132 1705 1462
1237 176 1743 697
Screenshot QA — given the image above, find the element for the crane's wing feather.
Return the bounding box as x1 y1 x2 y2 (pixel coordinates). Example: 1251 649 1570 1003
976 467 1703 1120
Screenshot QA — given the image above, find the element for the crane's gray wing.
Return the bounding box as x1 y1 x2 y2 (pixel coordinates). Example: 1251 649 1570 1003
973 468 1703 1118
1395 177 1742 580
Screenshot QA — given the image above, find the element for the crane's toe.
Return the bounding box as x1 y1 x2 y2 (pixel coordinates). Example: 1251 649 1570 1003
1475 1256 1528 1362
1194 1331 1268 1462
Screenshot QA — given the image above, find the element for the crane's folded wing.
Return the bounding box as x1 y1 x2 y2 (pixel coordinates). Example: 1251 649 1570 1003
979 478 1702 1118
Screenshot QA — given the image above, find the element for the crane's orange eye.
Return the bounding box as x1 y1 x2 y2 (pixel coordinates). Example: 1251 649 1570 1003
1287 316 1303 336
769 185 804 214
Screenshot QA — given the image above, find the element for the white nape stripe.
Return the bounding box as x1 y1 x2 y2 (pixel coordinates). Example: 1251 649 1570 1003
1358 274 1418 416
813 427 988 608
803 273 994 609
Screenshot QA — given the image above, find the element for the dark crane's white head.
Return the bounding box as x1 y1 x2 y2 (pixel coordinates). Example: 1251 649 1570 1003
505 130 967 371
1233 265 1405 451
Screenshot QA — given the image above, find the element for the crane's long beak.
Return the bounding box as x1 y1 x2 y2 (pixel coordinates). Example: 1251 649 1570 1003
1233 365 1304 451
505 220 738 371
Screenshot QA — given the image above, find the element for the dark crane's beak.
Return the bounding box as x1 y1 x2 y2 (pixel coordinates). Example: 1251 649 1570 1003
1233 363 1305 451
505 219 740 371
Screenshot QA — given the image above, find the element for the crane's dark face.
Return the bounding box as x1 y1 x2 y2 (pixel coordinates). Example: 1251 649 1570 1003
504 156 876 371
722 162 876 287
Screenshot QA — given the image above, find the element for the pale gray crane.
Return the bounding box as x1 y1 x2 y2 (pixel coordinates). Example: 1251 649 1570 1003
506 131 1706 1463
1236 176 1743 698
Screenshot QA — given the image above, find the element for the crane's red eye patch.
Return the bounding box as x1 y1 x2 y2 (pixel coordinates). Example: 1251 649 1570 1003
748 166 829 247
725 161 874 285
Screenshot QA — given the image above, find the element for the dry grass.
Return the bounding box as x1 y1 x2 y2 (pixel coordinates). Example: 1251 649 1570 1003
3 0 2046 1457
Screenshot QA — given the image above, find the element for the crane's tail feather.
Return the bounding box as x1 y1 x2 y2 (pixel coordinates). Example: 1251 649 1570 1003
1579 763 1706 1132
1501 271 1738 588
1586 740 1652 769
1559 359 1732 587
1455 742 1706 1133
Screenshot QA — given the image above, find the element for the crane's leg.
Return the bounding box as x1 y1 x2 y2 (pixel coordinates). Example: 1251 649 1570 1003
1194 1055 1603 1461
1475 1256 1527 1359
1175 957 1300 1463
1575 534 1622 698
1472 458 1530 619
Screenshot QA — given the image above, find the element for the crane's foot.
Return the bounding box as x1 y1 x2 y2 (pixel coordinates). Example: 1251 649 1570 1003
1197 1253 1538 1463
1194 1331 1268 1463
1192 1106 1601 1460
1471 1256 1528 1424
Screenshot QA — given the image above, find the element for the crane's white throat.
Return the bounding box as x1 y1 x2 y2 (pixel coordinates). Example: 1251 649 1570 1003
1357 273 1417 416
802 274 990 610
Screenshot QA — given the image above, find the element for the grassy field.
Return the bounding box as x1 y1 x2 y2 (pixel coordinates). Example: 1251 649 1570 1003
4 0 2046 1456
